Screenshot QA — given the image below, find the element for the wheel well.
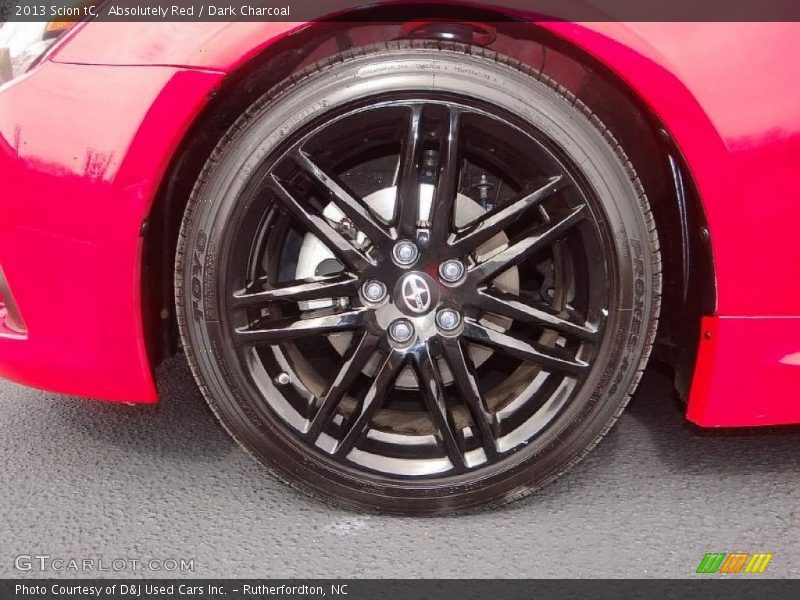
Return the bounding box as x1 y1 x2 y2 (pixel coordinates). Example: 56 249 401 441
142 8 715 399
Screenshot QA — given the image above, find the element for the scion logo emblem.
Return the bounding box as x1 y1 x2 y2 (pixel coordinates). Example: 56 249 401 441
401 274 432 314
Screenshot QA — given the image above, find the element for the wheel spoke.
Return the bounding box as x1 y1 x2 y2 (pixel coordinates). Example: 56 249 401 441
441 338 498 462
306 331 381 441
462 319 589 376
267 174 373 272
450 176 565 254
473 288 598 342
291 149 394 247
232 274 359 309
430 108 462 244
414 345 466 470
335 350 405 458
234 307 367 345
395 105 424 237
470 205 586 283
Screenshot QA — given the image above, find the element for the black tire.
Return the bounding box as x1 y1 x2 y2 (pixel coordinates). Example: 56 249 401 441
175 40 661 514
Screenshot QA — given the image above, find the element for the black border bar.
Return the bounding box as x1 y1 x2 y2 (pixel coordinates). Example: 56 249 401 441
3 0 800 23
3 580 800 600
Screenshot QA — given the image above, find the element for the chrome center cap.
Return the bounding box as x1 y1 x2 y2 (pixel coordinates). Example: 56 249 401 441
396 272 436 316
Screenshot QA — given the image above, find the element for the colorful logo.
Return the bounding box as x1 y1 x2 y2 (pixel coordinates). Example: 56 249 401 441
696 552 773 574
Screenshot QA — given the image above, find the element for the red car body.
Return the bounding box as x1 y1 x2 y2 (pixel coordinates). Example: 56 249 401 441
1 16 799 428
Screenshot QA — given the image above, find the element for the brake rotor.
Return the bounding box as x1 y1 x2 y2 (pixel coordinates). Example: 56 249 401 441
294 186 519 388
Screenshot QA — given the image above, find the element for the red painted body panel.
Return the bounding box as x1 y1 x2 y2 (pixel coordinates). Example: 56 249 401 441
542 22 800 317
541 23 800 426
51 22 308 71
688 316 800 427
0 62 224 401
1 16 799 423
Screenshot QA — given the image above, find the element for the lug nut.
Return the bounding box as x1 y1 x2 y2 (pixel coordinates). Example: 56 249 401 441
388 319 414 344
392 240 419 267
436 308 461 332
362 280 387 303
439 259 465 284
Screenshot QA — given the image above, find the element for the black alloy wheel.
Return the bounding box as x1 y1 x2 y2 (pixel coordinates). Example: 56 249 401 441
176 41 661 513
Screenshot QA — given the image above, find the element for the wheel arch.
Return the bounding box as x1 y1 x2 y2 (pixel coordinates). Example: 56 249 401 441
141 10 716 401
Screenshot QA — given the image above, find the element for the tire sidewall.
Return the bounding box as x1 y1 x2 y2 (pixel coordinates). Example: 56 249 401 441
177 45 656 513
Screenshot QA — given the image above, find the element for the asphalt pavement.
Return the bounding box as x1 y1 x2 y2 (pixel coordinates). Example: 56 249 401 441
1 356 799 578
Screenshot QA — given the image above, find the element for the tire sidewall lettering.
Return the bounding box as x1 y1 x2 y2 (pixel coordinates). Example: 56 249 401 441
177 45 660 511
